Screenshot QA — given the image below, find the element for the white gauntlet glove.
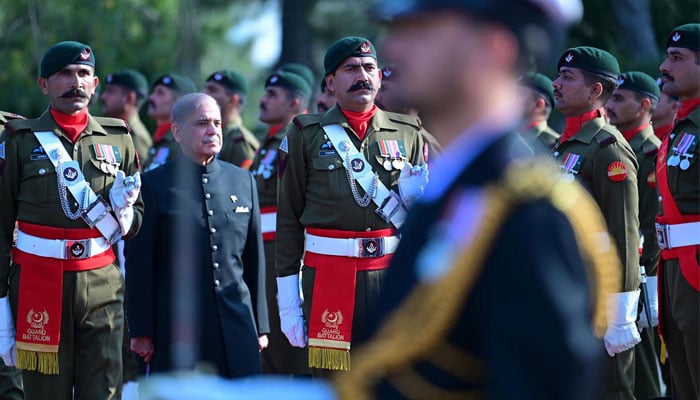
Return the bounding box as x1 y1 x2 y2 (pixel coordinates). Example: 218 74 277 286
398 163 429 208
638 276 659 329
0 296 16 367
604 291 642 356
276 274 306 347
109 170 141 235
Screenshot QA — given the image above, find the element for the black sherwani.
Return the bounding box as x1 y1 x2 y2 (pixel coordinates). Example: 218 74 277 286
125 155 269 378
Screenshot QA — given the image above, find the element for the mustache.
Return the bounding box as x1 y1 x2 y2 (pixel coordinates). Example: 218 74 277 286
348 81 374 93
606 110 617 118
60 88 89 98
662 73 674 82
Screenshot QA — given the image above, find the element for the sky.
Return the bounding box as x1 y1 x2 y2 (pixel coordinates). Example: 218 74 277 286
228 0 281 68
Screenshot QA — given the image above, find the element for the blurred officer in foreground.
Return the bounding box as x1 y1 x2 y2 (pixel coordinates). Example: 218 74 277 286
657 23 700 400
0 40 143 399
126 93 269 378
605 70 663 399
202 70 259 169
253 70 311 375
551 47 641 399
332 1 621 399
0 111 23 400
143 73 196 171
276 36 429 376
517 71 560 149
100 69 153 162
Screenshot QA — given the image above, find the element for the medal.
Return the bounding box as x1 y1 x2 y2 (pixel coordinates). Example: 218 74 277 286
564 173 575 183
392 158 405 170
383 159 392 171
107 163 117 175
262 170 271 179
667 154 680 167
680 158 690 170
100 162 109 173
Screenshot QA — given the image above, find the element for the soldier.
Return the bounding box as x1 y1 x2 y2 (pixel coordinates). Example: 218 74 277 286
0 41 143 399
143 73 196 171
125 93 269 378
0 111 23 400
253 70 311 375
375 64 443 163
605 71 663 399
518 71 561 149
652 81 681 141
202 70 259 169
316 78 336 113
275 36 429 376
333 1 619 398
278 63 316 93
100 69 153 163
657 23 700 400
551 46 641 399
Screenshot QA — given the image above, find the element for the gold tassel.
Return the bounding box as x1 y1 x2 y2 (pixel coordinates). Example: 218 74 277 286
17 350 59 375
660 340 667 364
309 347 351 371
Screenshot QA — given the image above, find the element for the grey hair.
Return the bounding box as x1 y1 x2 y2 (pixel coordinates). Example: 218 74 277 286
171 93 218 125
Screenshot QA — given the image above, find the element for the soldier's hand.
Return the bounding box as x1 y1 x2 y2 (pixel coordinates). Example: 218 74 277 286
110 170 141 210
398 163 429 207
130 336 154 363
604 291 642 356
277 274 307 348
0 297 16 367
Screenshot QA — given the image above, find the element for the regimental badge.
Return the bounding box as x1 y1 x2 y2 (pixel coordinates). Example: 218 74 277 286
617 76 626 86
558 152 583 183
351 157 365 172
63 166 79 181
565 53 574 63
647 171 657 188
607 161 628 182
321 309 343 329
27 309 49 330
279 136 288 153
360 42 371 54
672 32 681 42
79 48 91 61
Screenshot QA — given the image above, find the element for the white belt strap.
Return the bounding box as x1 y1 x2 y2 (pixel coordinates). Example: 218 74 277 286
33 131 122 243
322 124 407 229
304 231 400 258
656 221 700 249
261 211 277 234
16 229 112 260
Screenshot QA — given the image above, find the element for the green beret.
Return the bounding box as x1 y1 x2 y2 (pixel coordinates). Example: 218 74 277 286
519 72 555 107
666 23 700 51
206 70 248 95
557 46 620 80
617 71 660 101
105 69 148 98
152 73 197 95
278 63 315 89
265 71 312 98
324 36 377 76
40 41 95 78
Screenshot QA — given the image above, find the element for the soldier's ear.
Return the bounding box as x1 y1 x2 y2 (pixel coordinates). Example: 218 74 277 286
326 75 335 94
172 123 183 143
37 77 49 95
639 97 651 113
589 82 603 101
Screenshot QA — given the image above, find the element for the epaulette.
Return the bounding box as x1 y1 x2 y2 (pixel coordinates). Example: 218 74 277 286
3 118 34 136
93 116 129 134
643 139 659 157
293 114 321 130
595 129 617 148
0 111 25 125
386 111 421 130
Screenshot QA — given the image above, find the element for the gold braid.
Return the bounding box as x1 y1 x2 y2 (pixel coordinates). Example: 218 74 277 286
333 159 620 399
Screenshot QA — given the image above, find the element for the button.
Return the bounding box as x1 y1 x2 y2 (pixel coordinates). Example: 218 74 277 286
213 262 219 269
208 210 214 216
214 279 220 286
553 151 560 157
202 177 208 184
38 168 47 175
658 196 663 201
670 134 675 139
205 193 211 199
210 228 216 234
212 245 218 251
328 164 335 170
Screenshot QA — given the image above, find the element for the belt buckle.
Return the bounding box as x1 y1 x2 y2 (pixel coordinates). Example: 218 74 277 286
81 195 111 228
64 239 91 259
655 223 669 250
360 237 383 258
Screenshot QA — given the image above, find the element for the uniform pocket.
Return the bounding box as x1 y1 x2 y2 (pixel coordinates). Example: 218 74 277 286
18 160 56 203
308 156 349 198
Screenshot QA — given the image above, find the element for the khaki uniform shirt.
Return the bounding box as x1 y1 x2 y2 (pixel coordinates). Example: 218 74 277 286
0 109 144 296
250 129 285 208
523 120 561 149
127 113 153 167
218 117 259 169
660 107 700 216
276 106 427 277
627 125 661 275
552 116 641 292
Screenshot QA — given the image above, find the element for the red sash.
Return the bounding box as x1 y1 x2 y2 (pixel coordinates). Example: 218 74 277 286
304 227 394 370
11 221 114 374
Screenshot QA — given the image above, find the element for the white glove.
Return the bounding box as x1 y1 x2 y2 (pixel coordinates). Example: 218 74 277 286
638 276 659 329
276 274 306 347
604 291 642 357
110 171 141 235
0 296 16 367
398 163 429 207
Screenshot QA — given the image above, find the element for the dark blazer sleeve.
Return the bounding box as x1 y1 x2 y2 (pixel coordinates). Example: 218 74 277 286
242 171 269 334
125 170 159 338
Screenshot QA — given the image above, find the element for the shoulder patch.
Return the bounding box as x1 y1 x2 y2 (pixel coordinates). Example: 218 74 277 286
607 161 628 182
293 114 321 131
93 116 129 134
386 112 421 130
279 136 288 153
643 139 659 157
